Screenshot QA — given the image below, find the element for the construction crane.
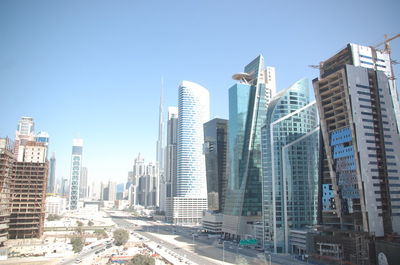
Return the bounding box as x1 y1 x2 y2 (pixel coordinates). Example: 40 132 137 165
373 33 400 54
373 34 400 81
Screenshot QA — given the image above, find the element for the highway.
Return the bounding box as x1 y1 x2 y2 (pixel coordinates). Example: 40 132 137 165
111 214 310 265
112 216 267 265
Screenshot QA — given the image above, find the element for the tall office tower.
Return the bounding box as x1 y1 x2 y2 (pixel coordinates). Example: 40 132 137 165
80 167 88 199
173 81 210 224
14 117 35 158
47 153 56 193
133 153 145 178
127 171 134 184
69 139 83 210
60 177 68 197
261 79 319 253
165 106 178 222
9 141 48 239
130 153 145 206
146 162 158 207
156 83 164 209
0 138 14 246
312 43 400 264
116 183 124 200
203 118 228 212
108 181 117 202
223 55 276 240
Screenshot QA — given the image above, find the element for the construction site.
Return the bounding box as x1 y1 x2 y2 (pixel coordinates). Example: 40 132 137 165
0 138 14 247
0 138 49 241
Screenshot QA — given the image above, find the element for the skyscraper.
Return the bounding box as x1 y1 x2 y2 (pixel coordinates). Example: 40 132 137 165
165 106 178 222
108 181 117 202
312 43 400 264
223 55 276 240
47 153 56 193
261 78 319 253
14 117 35 159
9 141 48 239
69 139 83 210
174 81 210 224
156 80 164 209
203 118 228 212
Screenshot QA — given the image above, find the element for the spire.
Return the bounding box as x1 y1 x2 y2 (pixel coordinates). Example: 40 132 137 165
156 77 164 166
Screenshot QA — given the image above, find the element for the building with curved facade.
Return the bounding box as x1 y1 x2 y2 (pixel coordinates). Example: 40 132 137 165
174 80 210 224
261 78 319 253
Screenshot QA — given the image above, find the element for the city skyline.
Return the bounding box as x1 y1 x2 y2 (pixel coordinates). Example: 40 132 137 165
1 0 399 183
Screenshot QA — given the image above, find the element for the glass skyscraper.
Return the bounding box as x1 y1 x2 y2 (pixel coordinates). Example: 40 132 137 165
174 81 210 224
165 106 178 222
223 55 276 239
261 78 319 253
203 118 228 212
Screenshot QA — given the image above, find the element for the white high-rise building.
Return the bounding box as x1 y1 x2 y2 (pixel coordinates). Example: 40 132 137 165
174 81 210 224
14 117 36 158
69 138 83 210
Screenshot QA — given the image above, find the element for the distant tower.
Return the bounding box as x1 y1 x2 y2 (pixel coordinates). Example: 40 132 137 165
156 79 164 208
165 107 178 222
174 81 210 224
14 117 35 159
69 139 83 210
80 167 88 199
47 153 56 193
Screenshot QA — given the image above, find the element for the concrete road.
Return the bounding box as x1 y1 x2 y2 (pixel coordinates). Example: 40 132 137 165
111 214 311 265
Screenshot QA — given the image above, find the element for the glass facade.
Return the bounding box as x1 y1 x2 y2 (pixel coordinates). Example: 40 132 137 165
223 55 276 238
261 78 319 253
174 81 209 224
203 118 228 212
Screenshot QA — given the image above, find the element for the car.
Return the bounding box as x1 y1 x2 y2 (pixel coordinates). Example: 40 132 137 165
75 259 82 264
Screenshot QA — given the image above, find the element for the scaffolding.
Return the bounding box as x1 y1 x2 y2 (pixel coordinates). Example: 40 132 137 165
0 140 14 246
8 160 48 239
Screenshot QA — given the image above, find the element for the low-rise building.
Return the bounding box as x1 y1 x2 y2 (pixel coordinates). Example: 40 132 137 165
202 211 223 234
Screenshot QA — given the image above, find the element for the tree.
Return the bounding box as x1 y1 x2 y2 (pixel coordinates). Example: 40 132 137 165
88 220 94 226
76 220 84 227
128 254 155 265
94 229 108 239
47 214 62 221
70 237 84 253
113 229 129 246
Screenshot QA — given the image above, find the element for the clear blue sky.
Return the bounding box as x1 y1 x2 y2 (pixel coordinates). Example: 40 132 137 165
1 0 399 184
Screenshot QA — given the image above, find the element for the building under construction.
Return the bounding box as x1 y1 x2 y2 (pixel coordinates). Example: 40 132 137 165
0 138 13 247
0 138 49 240
312 41 400 264
9 159 48 239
